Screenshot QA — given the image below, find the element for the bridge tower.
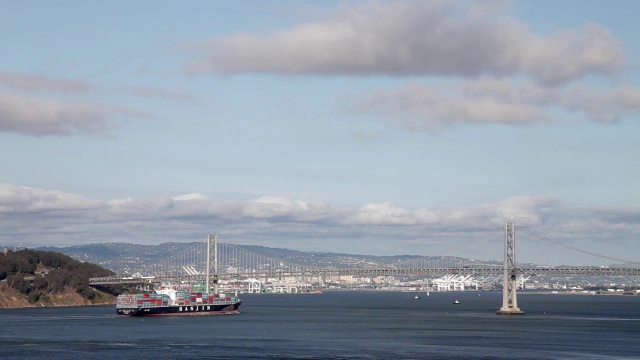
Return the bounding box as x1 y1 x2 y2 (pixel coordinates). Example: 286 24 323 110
497 222 524 315
206 234 219 294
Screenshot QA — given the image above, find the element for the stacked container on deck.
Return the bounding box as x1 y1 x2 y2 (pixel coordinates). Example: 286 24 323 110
116 293 169 308
174 292 237 306
117 292 239 308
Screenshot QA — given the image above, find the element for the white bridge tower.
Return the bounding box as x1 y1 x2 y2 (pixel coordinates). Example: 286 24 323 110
206 234 219 294
497 222 524 315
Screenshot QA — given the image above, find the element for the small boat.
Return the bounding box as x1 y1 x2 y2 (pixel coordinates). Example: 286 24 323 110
414 295 420 300
453 300 460 304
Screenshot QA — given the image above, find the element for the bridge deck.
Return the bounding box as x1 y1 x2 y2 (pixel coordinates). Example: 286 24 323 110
89 267 640 285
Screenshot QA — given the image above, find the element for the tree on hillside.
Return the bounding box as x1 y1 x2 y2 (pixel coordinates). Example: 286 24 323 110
0 248 122 304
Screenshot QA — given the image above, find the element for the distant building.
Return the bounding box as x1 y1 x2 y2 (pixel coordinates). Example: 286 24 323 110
340 275 354 283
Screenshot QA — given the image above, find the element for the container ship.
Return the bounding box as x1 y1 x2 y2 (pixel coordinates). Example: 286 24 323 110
115 234 242 316
116 288 242 316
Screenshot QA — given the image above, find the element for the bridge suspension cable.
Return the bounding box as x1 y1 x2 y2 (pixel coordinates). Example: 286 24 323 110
394 229 503 269
519 228 640 266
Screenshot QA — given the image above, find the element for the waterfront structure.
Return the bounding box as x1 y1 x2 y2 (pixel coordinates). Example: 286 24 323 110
91 224 640 314
496 222 524 315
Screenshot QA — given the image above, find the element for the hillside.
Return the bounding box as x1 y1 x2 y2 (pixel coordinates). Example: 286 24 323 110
0 249 123 308
38 242 428 274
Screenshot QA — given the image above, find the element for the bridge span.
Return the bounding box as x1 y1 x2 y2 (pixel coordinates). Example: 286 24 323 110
89 223 640 314
89 266 640 286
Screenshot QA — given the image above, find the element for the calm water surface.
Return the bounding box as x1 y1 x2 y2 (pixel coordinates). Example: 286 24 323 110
1 291 638 359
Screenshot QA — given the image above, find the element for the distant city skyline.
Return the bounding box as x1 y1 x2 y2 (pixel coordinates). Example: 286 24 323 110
1 1 639 261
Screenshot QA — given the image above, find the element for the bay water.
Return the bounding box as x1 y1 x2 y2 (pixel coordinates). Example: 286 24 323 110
1 291 638 359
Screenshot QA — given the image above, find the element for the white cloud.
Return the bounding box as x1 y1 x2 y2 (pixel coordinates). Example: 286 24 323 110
0 90 115 136
0 71 93 92
558 84 640 124
172 193 208 201
120 86 196 102
1 183 638 262
0 183 103 213
489 196 560 226
347 79 640 129
184 1 624 84
616 86 640 108
347 202 421 225
554 206 640 234
0 72 161 136
519 23 624 84
241 196 334 221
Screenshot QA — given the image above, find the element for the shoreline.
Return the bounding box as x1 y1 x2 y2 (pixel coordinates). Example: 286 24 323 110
0 302 115 310
4 289 637 310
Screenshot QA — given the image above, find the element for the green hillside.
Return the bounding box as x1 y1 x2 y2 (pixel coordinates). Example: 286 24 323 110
0 248 123 308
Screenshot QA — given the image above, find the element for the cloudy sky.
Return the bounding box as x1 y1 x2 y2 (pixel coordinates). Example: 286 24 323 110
1 1 638 264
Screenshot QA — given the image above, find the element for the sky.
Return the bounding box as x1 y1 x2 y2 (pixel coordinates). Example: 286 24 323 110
0 0 639 264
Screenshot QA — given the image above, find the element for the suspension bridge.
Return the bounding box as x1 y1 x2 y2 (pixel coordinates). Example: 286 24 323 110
90 222 640 314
